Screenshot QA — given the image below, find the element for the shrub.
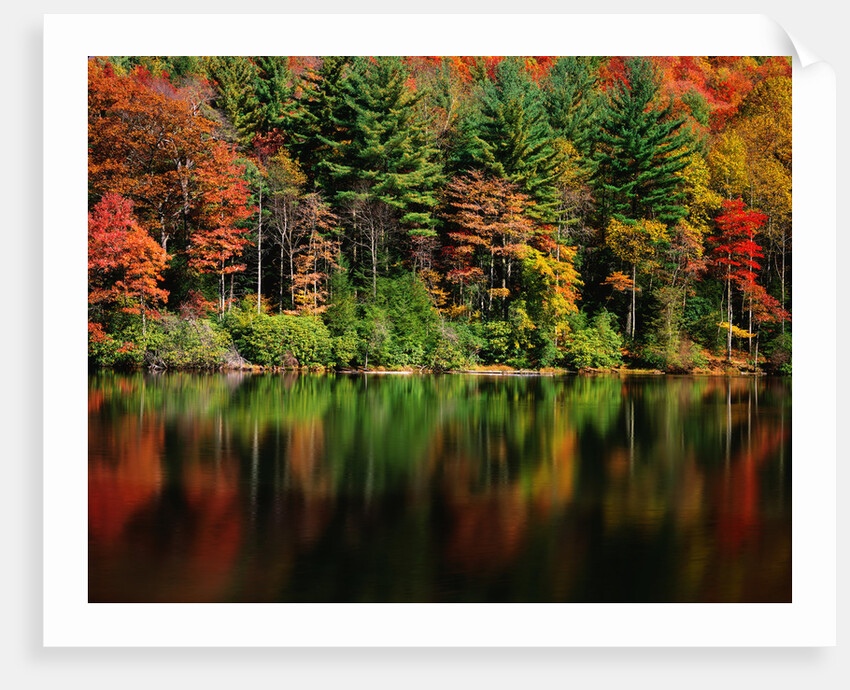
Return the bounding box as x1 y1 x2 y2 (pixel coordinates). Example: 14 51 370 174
562 310 624 369
478 301 537 368
223 310 334 368
764 332 792 374
431 322 483 371
479 320 514 365
88 322 144 369
332 329 360 368
144 314 231 369
638 335 707 372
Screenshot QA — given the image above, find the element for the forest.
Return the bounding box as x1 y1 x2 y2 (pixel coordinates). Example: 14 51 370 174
87 55 792 374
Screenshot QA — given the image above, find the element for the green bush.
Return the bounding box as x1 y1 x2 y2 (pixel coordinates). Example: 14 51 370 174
223 310 334 368
332 329 360 368
764 332 792 374
638 335 707 373
145 315 232 369
479 320 514 365
562 310 624 369
431 322 483 371
88 326 143 369
478 301 537 368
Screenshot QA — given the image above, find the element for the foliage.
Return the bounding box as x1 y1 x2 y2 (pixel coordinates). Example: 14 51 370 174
467 57 560 221
145 315 233 369
764 332 792 374
88 321 143 369
561 310 624 369
88 55 792 373
88 193 170 334
591 57 693 226
223 304 334 368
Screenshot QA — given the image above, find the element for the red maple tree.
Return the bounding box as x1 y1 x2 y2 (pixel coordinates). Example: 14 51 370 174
88 193 170 335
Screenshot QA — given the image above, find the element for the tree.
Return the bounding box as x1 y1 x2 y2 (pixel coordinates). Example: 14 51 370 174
289 55 353 192
89 59 217 253
188 142 254 316
252 56 296 134
88 193 170 336
467 57 560 221
325 56 443 295
440 170 579 331
591 56 693 227
734 75 792 327
708 198 767 361
605 217 668 339
266 149 308 311
203 56 261 145
440 170 536 317
541 56 602 154
291 194 342 315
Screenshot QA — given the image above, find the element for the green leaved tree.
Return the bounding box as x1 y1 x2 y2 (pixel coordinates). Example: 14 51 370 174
591 56 693 226
323 56 443 297
466 57 560 222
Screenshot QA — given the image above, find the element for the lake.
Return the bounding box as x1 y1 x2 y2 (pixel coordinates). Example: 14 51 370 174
88 371 791 603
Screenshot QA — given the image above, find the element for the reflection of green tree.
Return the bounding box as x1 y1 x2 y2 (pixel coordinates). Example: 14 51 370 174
89 371 789 498
90 371 791 602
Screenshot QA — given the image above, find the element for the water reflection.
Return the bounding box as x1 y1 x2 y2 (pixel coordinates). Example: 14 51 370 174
88 372 791 602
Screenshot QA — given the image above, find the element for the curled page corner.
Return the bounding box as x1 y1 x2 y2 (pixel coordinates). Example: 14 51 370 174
768 16 823 68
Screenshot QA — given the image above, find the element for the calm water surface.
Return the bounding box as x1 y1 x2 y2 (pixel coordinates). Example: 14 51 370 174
88 372 791 602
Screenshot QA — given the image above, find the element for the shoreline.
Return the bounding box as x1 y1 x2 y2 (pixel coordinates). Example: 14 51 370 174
93 363 782 377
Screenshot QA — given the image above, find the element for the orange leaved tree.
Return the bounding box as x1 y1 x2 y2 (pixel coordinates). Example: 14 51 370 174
88 193 170 336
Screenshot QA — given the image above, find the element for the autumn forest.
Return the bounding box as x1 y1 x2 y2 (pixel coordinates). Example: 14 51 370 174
88 55 792 373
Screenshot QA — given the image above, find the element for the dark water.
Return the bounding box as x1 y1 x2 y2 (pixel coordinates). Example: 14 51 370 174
88 371 791 603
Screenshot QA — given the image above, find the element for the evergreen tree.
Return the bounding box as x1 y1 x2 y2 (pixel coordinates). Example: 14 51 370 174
324 56 443 295
466 57 560 222
591 57 693 226
252 56 295 134
289 55 354 193
541 56 602 155
203 56 261 146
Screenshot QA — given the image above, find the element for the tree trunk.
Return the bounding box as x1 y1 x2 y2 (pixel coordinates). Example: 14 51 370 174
726 272 733 362
781 226 787 335
290 252 296 310
257 184 263 314
631 262 637 339
279 243 285 313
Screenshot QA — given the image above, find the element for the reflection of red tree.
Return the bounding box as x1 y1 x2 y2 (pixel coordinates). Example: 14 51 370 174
286 420 333 546
715 423 787 553
444 490 528 573
88 416 164 547
169 453 243 602
438 427 578 575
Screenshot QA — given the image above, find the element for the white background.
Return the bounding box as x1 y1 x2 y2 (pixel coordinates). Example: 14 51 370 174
5 1 846 688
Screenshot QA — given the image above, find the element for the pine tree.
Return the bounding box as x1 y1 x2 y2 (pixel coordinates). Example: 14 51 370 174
204 56 261 146
252 56 295 134
323 56 443 295
466 57 560 222
541 56 602 154
591 57 693 226
288 55 354 193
